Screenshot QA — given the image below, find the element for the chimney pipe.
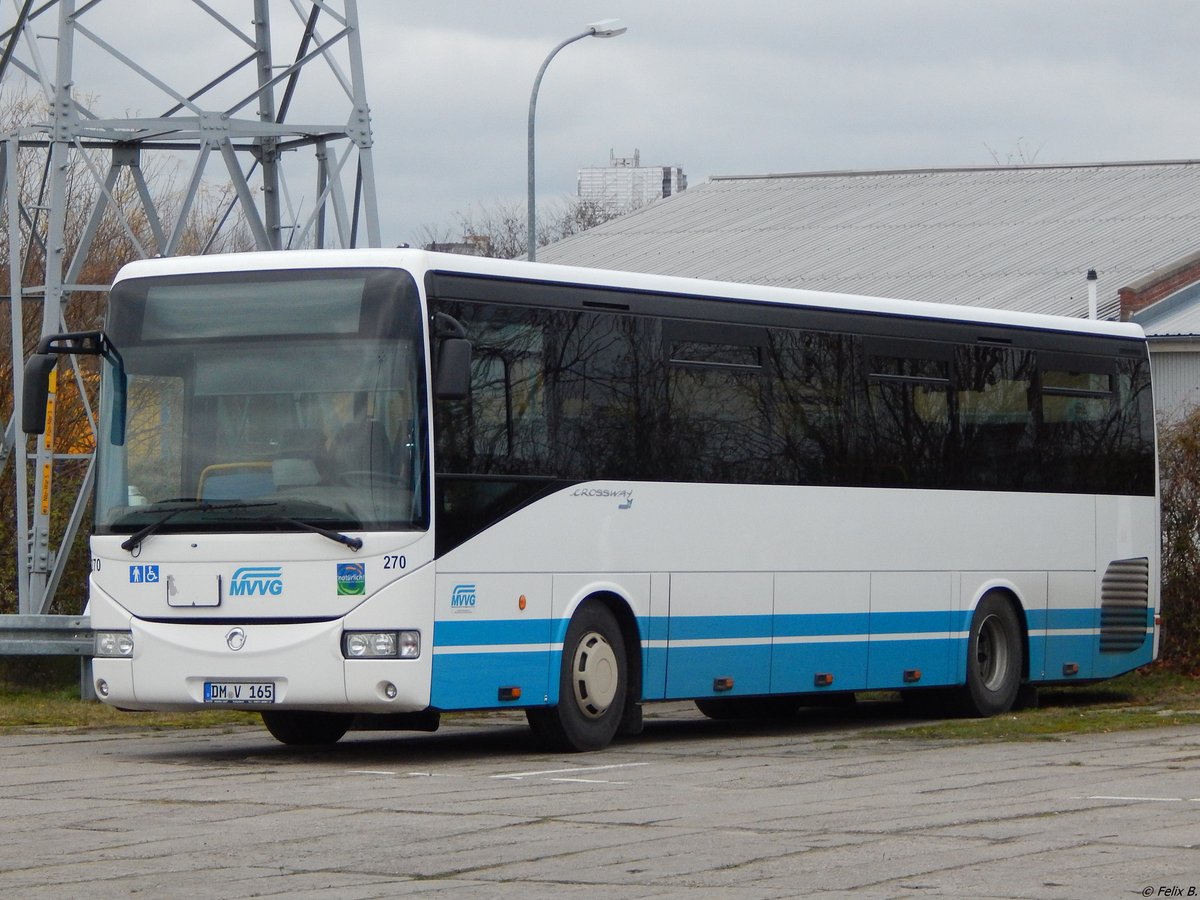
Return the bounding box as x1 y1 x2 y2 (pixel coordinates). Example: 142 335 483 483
1086 269 1098 320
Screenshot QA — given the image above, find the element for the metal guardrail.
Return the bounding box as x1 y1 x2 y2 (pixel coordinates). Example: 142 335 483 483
0 615 93 655
0 615 96 700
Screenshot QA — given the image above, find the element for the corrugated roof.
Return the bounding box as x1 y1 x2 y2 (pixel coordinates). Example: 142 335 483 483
1135 280 1200 337
539 160 1200 323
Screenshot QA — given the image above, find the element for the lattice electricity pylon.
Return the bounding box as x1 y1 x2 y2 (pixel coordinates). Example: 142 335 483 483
0 0 380 618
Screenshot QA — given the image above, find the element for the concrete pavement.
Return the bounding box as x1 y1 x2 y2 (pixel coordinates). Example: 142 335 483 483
1 702 1198 898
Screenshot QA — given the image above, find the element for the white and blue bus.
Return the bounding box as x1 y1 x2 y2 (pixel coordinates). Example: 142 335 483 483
23 249 1159 751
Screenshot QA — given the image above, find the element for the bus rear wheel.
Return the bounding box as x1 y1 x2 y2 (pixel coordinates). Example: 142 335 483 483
527 603 627 752
959 594 1023 717
261 710 353 746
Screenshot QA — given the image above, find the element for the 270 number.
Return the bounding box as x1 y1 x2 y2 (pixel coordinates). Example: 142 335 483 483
383 555 407 570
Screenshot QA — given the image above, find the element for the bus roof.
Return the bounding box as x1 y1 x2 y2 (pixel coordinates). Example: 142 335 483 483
113 248 1147 342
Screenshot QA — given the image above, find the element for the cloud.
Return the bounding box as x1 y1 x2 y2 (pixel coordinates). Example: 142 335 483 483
10 0 1200 247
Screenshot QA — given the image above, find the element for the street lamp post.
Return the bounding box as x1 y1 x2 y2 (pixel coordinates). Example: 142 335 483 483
526 19 626 261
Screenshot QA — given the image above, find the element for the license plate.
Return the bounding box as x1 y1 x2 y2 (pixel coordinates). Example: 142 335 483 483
203 681 275 704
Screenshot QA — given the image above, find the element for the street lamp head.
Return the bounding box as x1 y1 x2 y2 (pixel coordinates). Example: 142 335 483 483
587 19 627 38
527 19 627 261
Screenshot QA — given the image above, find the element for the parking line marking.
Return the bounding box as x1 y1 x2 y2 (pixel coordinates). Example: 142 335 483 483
491 762 648 781
1088 795 1186 802
551 777 630 784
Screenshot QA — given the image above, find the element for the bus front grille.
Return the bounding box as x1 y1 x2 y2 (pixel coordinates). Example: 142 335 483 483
1099 557 1150 654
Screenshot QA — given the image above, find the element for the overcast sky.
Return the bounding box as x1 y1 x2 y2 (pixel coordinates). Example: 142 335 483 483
360 0 1200 246
11 1 1200 248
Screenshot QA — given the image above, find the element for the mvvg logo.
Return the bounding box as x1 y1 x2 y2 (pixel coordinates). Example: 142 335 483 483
230 566 284 597
450 584 476 610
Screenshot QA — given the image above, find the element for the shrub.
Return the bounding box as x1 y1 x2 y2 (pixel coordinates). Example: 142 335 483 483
1159 407 1200 672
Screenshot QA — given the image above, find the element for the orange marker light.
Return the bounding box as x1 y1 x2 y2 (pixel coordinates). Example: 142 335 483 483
518 594 527 611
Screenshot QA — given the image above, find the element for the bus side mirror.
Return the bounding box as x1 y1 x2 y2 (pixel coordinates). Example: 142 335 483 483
22 330 127 445
22 353 59 434
434 338 472 401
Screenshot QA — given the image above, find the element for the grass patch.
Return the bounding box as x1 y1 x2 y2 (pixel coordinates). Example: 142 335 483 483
0 684 260 730
859 669 1200 741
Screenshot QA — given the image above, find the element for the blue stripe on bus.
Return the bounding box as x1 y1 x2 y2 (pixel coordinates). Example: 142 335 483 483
432 618 551 647
1043 608 1101 631
429 649 551 710
668 614 773 641
771 639 872 694
774 613 869 637
866 610 952 635
642 615 669 642
432 607 1121 649
666 644 773 697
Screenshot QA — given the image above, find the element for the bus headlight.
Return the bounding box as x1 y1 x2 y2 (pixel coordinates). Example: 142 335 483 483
95 631 134 658
342 631 420 659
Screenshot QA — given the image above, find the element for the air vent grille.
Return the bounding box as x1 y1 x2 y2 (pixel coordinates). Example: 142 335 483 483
1099 557 1150 653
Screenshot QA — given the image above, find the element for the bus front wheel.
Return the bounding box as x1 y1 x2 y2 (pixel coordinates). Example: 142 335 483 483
261 710 353 746
959 594 1023 717
527 603 627 752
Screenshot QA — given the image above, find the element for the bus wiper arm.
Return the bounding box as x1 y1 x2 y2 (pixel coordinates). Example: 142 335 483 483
274 516 363 552
120 501 278 554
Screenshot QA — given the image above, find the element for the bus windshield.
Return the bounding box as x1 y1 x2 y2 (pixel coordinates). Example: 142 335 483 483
94 268 429 536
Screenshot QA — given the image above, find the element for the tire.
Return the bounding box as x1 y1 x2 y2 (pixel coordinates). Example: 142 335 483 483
959 594 1023 717
694 696 801 721
526 603 627 752
261 710 353 746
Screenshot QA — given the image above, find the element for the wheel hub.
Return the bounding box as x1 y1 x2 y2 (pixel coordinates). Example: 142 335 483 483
977 614 1010 691
571 631 619 718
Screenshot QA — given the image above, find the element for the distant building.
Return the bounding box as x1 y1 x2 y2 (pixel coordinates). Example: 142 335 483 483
577 150 686 210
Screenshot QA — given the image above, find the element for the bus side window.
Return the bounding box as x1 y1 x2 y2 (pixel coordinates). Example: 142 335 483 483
664 322 770 483
1036 353 1118 492
765 328 854 486
433 303 547 473
956 345 1036 490
861 341 954 487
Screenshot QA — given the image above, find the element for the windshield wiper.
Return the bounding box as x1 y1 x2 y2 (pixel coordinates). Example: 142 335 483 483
272 515 363 551
120 501 279 553
120 501 363 554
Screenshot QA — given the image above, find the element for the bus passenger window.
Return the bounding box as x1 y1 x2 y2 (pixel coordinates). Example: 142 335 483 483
956 346 1036 490
862 348 953 487
1041 369 1112 423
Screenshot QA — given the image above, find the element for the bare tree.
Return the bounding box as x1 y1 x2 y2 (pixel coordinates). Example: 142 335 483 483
420 195 632 260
